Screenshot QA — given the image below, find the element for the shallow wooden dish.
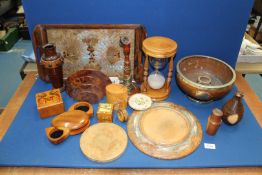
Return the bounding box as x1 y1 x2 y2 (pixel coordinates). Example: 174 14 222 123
65 69 111 103
127 102 202 160
176 55 236 102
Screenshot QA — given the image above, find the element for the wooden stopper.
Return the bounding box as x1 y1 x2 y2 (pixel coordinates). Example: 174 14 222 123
106 84 128 110
206 108 223 136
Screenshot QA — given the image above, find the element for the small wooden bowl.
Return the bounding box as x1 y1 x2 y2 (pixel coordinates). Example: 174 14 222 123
69 102 94 118
176 55 236 102
45 127 70 144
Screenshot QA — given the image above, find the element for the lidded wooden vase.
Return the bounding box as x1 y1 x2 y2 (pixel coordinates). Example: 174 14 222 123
222 91 244 125
40 43 64 89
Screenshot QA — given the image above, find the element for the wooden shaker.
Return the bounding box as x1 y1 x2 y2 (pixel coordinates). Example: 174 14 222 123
206 108 223 136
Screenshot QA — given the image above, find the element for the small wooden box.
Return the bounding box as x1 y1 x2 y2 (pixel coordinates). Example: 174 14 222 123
96 103 114 122
35 89 64 118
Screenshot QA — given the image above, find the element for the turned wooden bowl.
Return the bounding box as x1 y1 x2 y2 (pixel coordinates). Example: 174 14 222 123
65 69 111 103
176 55 236 102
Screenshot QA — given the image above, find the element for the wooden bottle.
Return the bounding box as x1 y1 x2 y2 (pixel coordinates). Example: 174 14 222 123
222 91 244 125
206 108 223 136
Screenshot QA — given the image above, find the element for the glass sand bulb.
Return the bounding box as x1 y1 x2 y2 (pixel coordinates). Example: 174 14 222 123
148 70 165 89
148 57 168 89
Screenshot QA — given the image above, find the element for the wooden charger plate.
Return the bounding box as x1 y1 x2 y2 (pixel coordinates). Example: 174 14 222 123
127 102 202 159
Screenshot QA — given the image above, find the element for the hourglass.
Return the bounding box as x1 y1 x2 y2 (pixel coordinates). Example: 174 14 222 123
141 36 177 101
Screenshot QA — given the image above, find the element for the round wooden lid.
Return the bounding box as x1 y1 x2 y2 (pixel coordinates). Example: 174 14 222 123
106 84 128 95
142 36 177 58
51 111 89 131
80 123 128 162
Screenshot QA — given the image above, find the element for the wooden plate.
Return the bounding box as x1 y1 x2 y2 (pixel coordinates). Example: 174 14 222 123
80 123 128 163
127 102 202 159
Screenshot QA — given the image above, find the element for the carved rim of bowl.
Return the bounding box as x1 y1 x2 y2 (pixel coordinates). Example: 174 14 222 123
176 55 236 90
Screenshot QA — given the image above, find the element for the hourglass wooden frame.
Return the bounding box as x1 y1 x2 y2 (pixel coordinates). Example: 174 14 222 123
141 36 177 101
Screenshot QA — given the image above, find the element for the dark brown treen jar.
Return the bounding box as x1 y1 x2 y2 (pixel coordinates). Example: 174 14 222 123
40 43 64 89
206 108 223 136
222 91 244 125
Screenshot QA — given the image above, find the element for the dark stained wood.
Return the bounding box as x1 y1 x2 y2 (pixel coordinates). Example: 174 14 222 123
222 92 244 125
65 69 111 104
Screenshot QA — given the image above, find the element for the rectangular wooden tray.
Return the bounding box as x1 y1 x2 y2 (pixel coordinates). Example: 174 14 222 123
32 24 146 82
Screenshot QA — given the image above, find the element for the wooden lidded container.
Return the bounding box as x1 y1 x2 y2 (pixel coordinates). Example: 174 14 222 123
96 103 114 122
206 108 223 136
106 84 128 110
35 89 64 118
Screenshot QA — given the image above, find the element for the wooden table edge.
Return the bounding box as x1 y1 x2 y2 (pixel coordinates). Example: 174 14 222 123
0 166 262 175
0 72 37 141
0 71 261 175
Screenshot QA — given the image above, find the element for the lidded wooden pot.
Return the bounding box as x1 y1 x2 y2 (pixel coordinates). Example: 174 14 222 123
40 43 64 89
106 84 128 110
141 36 177 101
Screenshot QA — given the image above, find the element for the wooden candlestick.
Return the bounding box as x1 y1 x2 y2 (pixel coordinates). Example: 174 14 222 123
120 36 139 95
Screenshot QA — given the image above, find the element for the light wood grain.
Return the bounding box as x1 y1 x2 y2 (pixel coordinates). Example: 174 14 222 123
0 167 262 175
0 72 37 141
0 71 262 174
235 71 262 127
236 63 262 74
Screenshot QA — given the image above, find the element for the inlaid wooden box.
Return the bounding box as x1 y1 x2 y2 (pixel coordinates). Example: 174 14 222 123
96 103 114 122
35 89 65 118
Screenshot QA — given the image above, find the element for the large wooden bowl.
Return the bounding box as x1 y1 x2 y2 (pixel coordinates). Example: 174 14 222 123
176 55 236 102
65 69 111 103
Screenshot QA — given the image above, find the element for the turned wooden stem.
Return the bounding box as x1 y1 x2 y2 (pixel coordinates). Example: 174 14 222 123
143 55 149 92
166 56 174 90
123 44 131 80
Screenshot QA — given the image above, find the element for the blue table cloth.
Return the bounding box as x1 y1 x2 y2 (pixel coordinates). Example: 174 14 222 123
0 78 262 168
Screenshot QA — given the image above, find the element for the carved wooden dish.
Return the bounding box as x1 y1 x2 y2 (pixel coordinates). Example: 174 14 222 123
80 123 128 162
65 69 111 103
176 55 236 102
127 102 202 159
